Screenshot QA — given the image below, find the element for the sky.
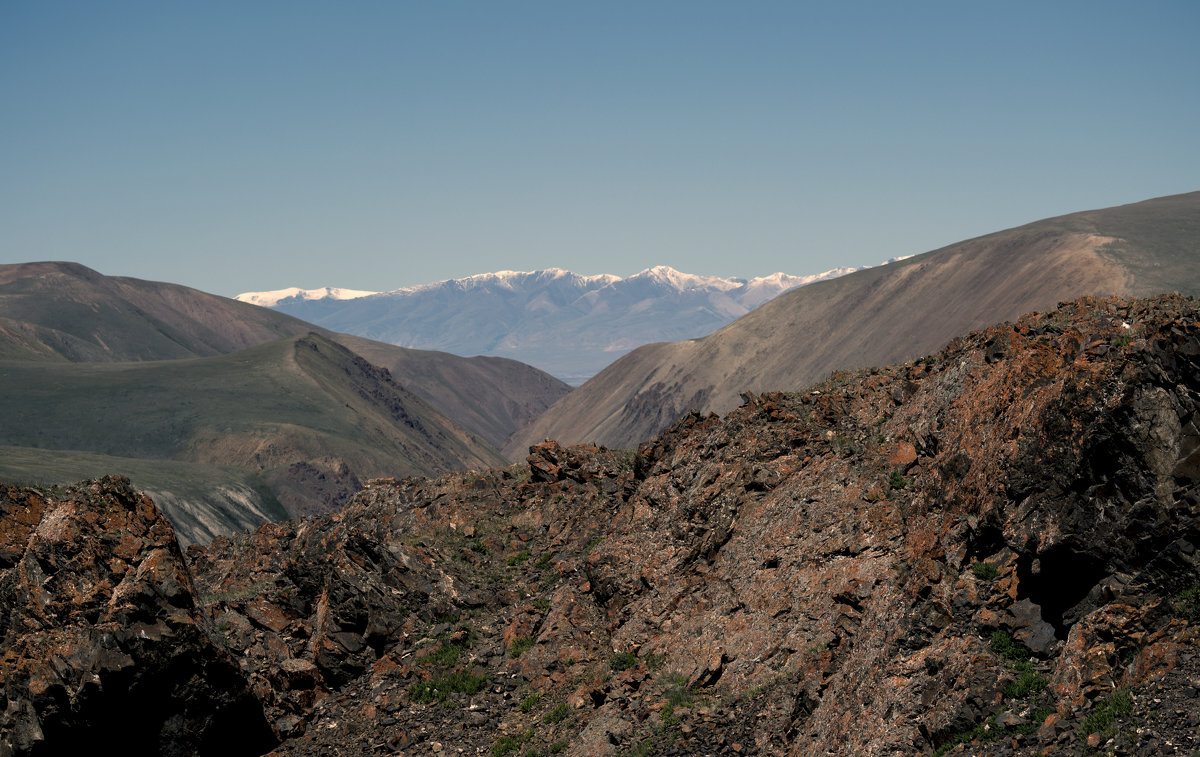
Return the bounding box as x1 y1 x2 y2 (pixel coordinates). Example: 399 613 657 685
2 1 1198 298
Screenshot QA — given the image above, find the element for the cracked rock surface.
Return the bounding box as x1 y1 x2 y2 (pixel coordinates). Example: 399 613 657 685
4 294 1200 756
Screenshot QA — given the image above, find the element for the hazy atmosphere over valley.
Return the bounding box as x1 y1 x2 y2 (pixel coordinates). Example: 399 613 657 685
3 3 1200 756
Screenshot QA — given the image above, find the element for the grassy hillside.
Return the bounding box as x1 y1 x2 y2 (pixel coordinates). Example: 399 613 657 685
0 261 571 448
506 191 1200 453
0 332 505 537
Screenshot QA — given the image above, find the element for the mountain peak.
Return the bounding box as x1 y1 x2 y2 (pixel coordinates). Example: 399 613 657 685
234 286 378 307
246 264 864 383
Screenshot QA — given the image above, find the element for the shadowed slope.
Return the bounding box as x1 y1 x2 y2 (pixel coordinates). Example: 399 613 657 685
0 261 570 448
0 333 504 544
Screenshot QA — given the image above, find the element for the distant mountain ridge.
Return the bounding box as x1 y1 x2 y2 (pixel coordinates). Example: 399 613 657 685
507 191 1200 452
237 264 867 383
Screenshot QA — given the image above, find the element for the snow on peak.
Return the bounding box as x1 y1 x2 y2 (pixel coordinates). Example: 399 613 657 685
388 268 622 295
235 286 378 307
630 265 743 292
238 261 881 310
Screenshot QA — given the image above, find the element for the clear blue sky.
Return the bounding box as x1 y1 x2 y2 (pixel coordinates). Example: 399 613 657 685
2 1 1197 297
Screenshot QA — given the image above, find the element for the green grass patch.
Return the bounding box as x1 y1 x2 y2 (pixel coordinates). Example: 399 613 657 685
408 671 487 704
420 642 463 668
663 674 692 707
609 652 638 671
543 703 570 724
519 692 542 713
1172 583 1200 622
507 549 531 566
1003 670 1049 699
989 630 1030 664
660 703 677 726
1078 688 1133 741
510 637 536 658
492 730 534 756
972 561 999 580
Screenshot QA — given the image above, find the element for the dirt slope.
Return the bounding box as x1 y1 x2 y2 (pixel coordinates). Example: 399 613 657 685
508 192 1200 453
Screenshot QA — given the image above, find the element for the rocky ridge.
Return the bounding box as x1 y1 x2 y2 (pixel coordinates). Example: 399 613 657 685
4 295 1200 755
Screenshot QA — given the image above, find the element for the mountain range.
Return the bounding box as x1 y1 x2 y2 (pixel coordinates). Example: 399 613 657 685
0 262 569 544
507 191 1200 453
4 191 1200 548
237 264 865 384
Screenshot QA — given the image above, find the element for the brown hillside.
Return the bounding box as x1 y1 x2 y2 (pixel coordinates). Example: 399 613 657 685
507 191 1200 453
0 261 569 448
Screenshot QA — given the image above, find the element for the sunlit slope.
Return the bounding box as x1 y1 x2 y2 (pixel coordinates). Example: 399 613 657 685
506 191 1200 453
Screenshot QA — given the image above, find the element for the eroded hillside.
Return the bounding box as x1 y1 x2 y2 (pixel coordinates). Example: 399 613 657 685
3 295 1199 756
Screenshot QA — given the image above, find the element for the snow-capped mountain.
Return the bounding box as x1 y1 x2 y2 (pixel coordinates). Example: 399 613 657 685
235 286 378 308
236 264 864 383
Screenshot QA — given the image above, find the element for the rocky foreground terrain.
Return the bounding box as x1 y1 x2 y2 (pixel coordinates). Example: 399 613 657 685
4 294 1200 756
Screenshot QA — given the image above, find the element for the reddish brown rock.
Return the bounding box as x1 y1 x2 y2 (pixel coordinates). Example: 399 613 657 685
7 295 1200 756
0 477 276 756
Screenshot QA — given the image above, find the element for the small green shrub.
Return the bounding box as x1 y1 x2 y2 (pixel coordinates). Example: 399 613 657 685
1079 688 1133 739
507 550 531 566
1172 584 1200 622
492 730 533 756
409 671 487 704
663 674 692 707
548 742 567 754
510 637 536 658
544 702 570 724
519 692 542 712
609 651 638 671
660 702 677 726
989 630 1030 664
532 598 550 611
1003 670 1049 699
972 562 999 580
421 642 463 667
888 470 909 490
535 551 554 568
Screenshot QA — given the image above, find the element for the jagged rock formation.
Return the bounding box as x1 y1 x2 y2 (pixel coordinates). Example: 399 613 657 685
0 478 276 756
4 295 1200 756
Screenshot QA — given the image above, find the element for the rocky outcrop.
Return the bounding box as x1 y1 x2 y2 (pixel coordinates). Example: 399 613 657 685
0 478 276 756
4 295 1200 756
